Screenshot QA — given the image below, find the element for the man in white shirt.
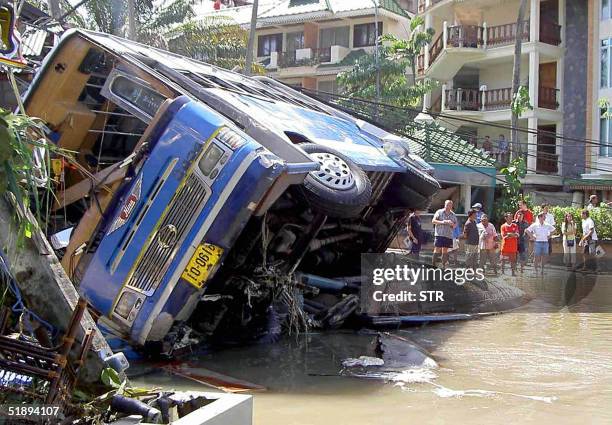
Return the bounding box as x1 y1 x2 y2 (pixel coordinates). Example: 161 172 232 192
579 209 598 271
525 212 555 275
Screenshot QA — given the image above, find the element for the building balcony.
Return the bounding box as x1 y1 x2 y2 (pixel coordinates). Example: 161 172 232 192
271 46 348 70
417 20 562 80
442 86 559 113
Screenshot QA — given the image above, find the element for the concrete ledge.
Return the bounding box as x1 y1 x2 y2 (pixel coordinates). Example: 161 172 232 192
172 392 253 425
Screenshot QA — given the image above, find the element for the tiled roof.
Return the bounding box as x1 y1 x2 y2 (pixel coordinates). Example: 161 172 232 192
407 125 496 168
565 178 612 190
256 0 408 22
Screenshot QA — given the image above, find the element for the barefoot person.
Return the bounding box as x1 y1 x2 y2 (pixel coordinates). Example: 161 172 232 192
500 212 519 276
406 209 425 259
561 212 577 268
579 209 599 271
525 212 555 275
463 209 480 269
478 214 498 275
514 211 529 273
432 200 457 268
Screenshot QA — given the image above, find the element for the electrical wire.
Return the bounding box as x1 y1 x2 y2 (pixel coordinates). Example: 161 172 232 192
300 88 612 149
299 88 612 174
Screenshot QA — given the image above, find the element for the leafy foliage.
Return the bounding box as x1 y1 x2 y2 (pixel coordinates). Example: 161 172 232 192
337 17 437 107
511 85 533 117
493 156 530 222
167 16 264 73
533 205 612 240
0 108 51 240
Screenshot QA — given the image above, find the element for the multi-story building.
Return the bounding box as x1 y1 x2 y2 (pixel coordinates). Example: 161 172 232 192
199 0 413 93
584 0 612 202
418 0 589 203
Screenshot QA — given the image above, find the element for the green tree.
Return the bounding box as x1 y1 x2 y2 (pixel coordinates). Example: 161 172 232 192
493 156 530 223
167 16 264 72
337 16 437 107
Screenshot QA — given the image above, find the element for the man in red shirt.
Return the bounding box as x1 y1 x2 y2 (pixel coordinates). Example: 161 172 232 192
514 200 533 224
500 212 519 276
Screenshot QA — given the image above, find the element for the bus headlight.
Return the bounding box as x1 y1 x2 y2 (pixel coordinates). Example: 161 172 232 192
114 291 143 321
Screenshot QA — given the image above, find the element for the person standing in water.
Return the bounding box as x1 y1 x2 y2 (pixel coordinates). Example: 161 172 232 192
432 200 458 268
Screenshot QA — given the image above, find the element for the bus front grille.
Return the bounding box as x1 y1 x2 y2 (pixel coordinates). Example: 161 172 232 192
125 172 209 295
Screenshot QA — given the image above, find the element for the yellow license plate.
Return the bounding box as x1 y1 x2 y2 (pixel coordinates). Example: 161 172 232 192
181 243 224 288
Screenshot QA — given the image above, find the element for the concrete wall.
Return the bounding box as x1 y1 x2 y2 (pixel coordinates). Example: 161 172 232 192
562 0 588 177
478 59 529 89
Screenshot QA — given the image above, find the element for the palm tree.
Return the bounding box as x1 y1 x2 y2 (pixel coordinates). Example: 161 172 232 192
337 17 437 107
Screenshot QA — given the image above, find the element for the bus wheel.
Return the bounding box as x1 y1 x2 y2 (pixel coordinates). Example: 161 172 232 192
299 143 372 218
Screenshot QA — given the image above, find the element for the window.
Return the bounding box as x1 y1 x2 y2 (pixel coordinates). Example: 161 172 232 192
600 109 612 157
319 26 350 48
602 39 611 88
286 32 304 52
353 22 383 47
603 0 611 20
257 33 282 56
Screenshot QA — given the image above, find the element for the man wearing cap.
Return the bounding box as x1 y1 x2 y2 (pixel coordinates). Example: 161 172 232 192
472 203 484 223
525 212 556 275
587 194 600 210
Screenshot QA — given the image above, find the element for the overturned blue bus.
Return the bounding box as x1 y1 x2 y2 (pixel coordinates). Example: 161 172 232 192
24 29 440 352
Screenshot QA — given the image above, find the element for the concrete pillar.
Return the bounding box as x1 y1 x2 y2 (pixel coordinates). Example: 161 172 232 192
482 22 488 48
441 83 447 110
530 0 540 42
527 116 538 173
572 191 584 208
424 13 433 68
528 50 540 109
443 21 448 49
556 57 564 110
558 0 565 46
461 184 472 214
423 92 432 111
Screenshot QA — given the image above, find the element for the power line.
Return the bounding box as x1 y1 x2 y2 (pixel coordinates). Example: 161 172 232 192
300 88 612 175
302 88 610 149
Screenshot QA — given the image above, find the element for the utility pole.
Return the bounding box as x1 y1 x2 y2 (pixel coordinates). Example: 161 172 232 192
127 0 136 40
47 0 62 19
510 0 528 160
244 0 258 75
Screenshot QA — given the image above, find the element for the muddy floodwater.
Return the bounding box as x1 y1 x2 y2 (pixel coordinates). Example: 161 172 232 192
133 271 612 425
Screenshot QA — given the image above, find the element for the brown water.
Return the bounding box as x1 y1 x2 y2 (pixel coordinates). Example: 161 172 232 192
134 271 612 425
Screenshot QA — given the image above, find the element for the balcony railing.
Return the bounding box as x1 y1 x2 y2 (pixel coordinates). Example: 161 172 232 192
278 51 299 68
538 86 559 109
536 151 559 174
429 33 444 64
445 88 480 111
313 47 331 63
486 21 529 47
421 19 562 71
277 47 335 68
482 87 513 111
539 20 562 46
447 25 484 48
417 53 425 76
443 86 559 112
